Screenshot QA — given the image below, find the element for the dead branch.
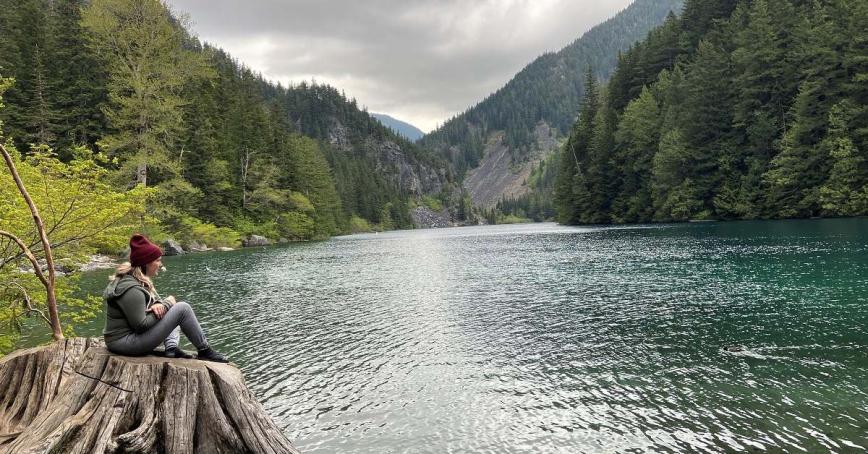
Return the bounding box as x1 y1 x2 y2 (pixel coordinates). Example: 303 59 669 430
6 281 52 327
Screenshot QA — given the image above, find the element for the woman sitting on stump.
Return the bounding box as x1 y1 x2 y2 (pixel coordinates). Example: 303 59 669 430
103 234 227 362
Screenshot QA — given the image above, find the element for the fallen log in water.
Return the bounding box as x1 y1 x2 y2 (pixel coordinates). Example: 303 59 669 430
0 338 299 453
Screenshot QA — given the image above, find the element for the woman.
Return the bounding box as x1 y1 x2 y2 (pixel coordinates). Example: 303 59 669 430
103 234 227 362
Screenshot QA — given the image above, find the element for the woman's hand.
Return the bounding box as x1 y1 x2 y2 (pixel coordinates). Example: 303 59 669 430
149 303 167 319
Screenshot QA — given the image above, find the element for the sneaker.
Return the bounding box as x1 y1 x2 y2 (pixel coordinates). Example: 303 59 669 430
197 347 229 363
165 347 193 359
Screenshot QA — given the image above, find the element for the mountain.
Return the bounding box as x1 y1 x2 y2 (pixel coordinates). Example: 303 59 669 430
0 0 453 238
420 0 684 208
256 77 453 228
554 0 868 224
371 113 425 141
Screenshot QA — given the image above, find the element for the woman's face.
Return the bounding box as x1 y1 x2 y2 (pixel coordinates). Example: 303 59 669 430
145 258 163 277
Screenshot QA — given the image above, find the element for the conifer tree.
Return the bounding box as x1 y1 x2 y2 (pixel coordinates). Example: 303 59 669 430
612 86 661 222
81 0 211 187
819 101 867 215
554 68 599 224
764 1 849 217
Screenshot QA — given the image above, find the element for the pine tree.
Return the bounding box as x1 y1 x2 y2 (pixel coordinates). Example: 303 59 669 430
583 89 617 223
652 128 700 221
764 1 850 217
554 68 599 224
3 0 61 147
679 35 736 218
842 0 868 153
49 0 108 153
81 0 212 187
613 86 661 222
819 101 868 215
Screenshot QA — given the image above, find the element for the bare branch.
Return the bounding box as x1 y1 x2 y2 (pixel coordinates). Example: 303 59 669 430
7 281 52 328
0 230 50 289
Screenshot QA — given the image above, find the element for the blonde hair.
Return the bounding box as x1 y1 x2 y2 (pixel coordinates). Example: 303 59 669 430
111 262 155 293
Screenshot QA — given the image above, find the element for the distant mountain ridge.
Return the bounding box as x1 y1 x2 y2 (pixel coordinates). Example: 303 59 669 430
421 0 684 207
371 113 425 141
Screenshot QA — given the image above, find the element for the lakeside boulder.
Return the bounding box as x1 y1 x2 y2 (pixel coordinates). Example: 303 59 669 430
242 235 272 247
0 338 298 453
79 254 117 272
187 240 212 252
162 239 185 256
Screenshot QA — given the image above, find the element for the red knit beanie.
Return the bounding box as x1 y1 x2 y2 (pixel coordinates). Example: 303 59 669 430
129 234 162 267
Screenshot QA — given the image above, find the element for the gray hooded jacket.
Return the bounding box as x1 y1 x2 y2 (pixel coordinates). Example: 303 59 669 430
102 275 175 342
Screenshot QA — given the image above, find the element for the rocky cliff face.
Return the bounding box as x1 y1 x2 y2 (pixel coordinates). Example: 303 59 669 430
327 119 446 196
369 138 445 195
464 121 562 207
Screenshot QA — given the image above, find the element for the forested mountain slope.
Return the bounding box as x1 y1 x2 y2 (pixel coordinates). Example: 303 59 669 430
0 0 451 238
420 0 684 207
554 0 868 224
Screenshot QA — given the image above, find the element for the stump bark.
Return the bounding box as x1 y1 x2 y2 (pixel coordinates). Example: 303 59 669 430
0 338 299 454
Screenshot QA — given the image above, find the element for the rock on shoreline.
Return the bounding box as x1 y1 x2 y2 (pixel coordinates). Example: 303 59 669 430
242 235 272 247
411 206 452 229
79 254 118 273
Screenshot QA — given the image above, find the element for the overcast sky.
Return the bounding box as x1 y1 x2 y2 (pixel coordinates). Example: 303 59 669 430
165 0 634 132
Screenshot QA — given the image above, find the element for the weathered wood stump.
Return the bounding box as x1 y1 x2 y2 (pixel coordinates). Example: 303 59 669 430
0 338 299 453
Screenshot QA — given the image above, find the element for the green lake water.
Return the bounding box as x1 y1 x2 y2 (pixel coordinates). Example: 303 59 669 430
70 219 868 453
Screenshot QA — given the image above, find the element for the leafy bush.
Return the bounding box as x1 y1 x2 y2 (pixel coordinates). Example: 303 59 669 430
0 139 148 353
421 195 443 212
349 216 372 233
497 214 532 224
277 211 315 240
233 216 279 241
172 216 240 249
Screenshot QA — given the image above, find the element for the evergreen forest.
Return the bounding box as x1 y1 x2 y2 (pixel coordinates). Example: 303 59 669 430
553 0 868 224
0 0 450 248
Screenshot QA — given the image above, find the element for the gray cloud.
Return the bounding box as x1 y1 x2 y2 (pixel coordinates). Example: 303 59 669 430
167 0 633 132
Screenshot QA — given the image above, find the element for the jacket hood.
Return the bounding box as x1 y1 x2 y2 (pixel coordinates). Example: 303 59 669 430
103 275 145 302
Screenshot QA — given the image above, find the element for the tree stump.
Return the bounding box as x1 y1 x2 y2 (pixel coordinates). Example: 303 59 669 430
0 338 299 453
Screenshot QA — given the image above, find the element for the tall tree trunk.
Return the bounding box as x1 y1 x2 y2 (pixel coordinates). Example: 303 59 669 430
137 161 148 186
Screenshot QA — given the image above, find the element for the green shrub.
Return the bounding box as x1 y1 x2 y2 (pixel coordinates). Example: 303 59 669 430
277 211 315 240
167 215 241 248
421 195 443 212
497 214 532 224
349 216 372 233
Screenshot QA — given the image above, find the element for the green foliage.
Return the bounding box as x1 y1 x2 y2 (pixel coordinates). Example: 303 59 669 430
818 102 868 216
172 216 240 249
553 0 868 225
421 195 443 212
497 214 533 225
0 142 148 353
277 211 315 241
348 216 373 234
81 0 212 187
0 0 107 154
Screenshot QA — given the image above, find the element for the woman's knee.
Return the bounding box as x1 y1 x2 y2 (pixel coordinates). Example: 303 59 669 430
172 301 192 313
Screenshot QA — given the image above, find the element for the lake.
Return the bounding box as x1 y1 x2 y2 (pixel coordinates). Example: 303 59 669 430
75 219 868 453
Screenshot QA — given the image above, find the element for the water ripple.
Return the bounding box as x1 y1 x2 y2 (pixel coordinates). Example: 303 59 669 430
72 220 868 452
